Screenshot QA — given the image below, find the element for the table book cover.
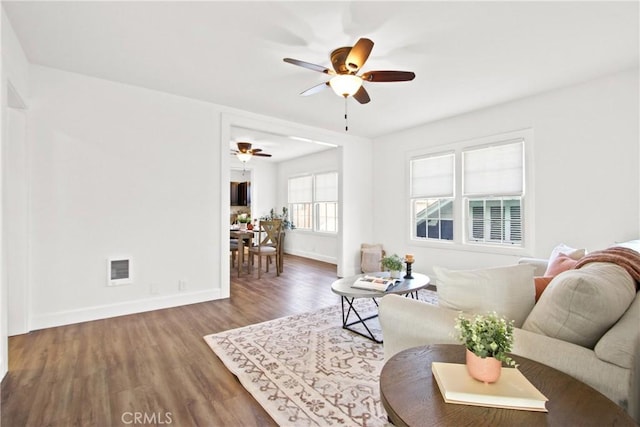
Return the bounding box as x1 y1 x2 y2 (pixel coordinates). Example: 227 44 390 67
351 275 399 292
432 362 548 412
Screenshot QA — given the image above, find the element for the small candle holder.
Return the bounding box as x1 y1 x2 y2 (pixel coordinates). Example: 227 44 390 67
404 260 414 279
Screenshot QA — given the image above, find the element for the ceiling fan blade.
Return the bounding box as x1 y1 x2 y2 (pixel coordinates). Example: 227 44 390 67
353 86 371 104
237 142 252 153
361 70 416 82
283 58 333 74
253 153 272 157
300 81 330 96
251 148 262 153
346 38 374 72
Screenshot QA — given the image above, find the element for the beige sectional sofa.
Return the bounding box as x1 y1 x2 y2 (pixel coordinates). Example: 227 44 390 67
379 247 640 423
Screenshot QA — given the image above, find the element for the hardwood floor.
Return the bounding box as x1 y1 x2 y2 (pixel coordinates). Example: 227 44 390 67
1 255 341 426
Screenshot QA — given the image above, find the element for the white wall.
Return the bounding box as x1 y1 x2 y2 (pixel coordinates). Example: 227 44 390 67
277 148 339 264
18 65 372 331
1 7 30 378
28 65 223 329
373 68 639 277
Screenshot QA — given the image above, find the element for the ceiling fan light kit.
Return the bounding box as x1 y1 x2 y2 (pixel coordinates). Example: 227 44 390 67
236 152 252 163
329 74 362 97
284 37 415 131
232 141 272 165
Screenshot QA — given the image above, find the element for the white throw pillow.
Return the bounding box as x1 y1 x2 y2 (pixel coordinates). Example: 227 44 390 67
434 264 536 328
549 243 587 264
548 243 586 263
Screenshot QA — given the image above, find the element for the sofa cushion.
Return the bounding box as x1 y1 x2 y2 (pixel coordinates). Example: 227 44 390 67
594 292 640 369
522 262 636 349
433 264 535 327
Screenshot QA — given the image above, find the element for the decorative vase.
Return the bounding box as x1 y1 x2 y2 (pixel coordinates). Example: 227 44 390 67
465 348 502 384
239 222 247 230
390 270 402 279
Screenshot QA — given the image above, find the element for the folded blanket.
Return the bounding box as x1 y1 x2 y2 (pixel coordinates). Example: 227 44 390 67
575 246 640 289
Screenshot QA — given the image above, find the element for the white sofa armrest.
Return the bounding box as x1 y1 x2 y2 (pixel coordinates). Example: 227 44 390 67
512 328 631 412
518 257 548 276
379 294 459 360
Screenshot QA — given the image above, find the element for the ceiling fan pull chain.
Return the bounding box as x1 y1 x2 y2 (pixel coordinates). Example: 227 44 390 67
344 96 349 132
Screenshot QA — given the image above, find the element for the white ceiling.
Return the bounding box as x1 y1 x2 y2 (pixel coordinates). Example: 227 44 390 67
4 1 639 146
229 125 337 163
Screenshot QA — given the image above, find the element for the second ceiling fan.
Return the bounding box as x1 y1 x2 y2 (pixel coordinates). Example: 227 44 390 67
233 142 272 163
283 37 416 105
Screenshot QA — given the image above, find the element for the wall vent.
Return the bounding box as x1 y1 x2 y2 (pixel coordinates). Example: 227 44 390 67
107 256 132 286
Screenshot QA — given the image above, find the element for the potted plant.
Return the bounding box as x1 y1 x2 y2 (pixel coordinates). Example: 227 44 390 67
237 214 251 230
262 207 295 230
381 254 404 279
454 312 517 383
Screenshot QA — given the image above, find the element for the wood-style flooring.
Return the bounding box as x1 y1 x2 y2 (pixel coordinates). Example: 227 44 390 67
1 254 341 426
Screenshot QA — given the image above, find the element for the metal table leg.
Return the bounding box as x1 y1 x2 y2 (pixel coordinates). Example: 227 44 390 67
340 296 382 343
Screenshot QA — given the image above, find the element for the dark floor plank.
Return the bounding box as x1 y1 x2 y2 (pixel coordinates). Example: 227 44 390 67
1 254 341 426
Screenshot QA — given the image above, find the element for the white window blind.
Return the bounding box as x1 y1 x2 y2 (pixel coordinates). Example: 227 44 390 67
410 152 455 198
462 140 523 196
288 175 313 203
314 172 338 202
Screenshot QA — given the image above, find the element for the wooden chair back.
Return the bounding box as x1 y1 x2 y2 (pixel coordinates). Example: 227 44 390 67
257 219 283 248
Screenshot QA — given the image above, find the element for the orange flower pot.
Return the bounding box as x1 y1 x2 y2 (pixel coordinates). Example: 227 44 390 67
466 348 502 384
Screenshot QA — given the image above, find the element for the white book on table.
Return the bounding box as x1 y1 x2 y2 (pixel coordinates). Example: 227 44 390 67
431 362 548 412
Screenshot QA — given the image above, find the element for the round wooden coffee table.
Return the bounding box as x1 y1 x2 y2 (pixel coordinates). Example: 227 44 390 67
380 344 637 426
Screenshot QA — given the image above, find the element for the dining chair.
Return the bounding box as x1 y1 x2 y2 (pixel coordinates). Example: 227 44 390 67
230 237 239 265
248 219 283 279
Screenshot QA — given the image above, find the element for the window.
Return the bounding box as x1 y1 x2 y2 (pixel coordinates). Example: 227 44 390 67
314 172 338 233
288 171 338 233
410 153 455 241
468 198 522 244
288 175 313 229
463 141 524 246
409 132 529 251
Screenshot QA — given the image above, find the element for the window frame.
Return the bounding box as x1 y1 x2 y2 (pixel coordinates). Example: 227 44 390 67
288 171 339 234
406 129 534 256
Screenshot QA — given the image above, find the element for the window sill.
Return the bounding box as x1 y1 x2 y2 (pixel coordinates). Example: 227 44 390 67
409 238 533 257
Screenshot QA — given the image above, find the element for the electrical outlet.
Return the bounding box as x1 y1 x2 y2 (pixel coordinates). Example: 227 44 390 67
178 279 187 292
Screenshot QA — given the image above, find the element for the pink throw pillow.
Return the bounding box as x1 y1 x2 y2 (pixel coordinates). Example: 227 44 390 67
544 254 579 276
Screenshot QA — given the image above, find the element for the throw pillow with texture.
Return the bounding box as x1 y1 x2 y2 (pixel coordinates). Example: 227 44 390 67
360 244 384 273
522 262 636 349
544 254 579 276
434 264 536 328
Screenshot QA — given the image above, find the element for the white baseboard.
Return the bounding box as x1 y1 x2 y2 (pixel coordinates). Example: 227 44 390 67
284 249 337 265
29 289 222 331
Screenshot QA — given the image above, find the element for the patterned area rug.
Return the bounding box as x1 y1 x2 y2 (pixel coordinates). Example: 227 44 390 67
204 290 438 426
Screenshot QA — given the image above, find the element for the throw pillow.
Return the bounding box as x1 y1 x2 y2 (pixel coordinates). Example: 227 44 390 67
544 254 579 276
434 264 536 328
522 262 636 349
548 243 586 263
533 276 554 302
360 244 384 273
